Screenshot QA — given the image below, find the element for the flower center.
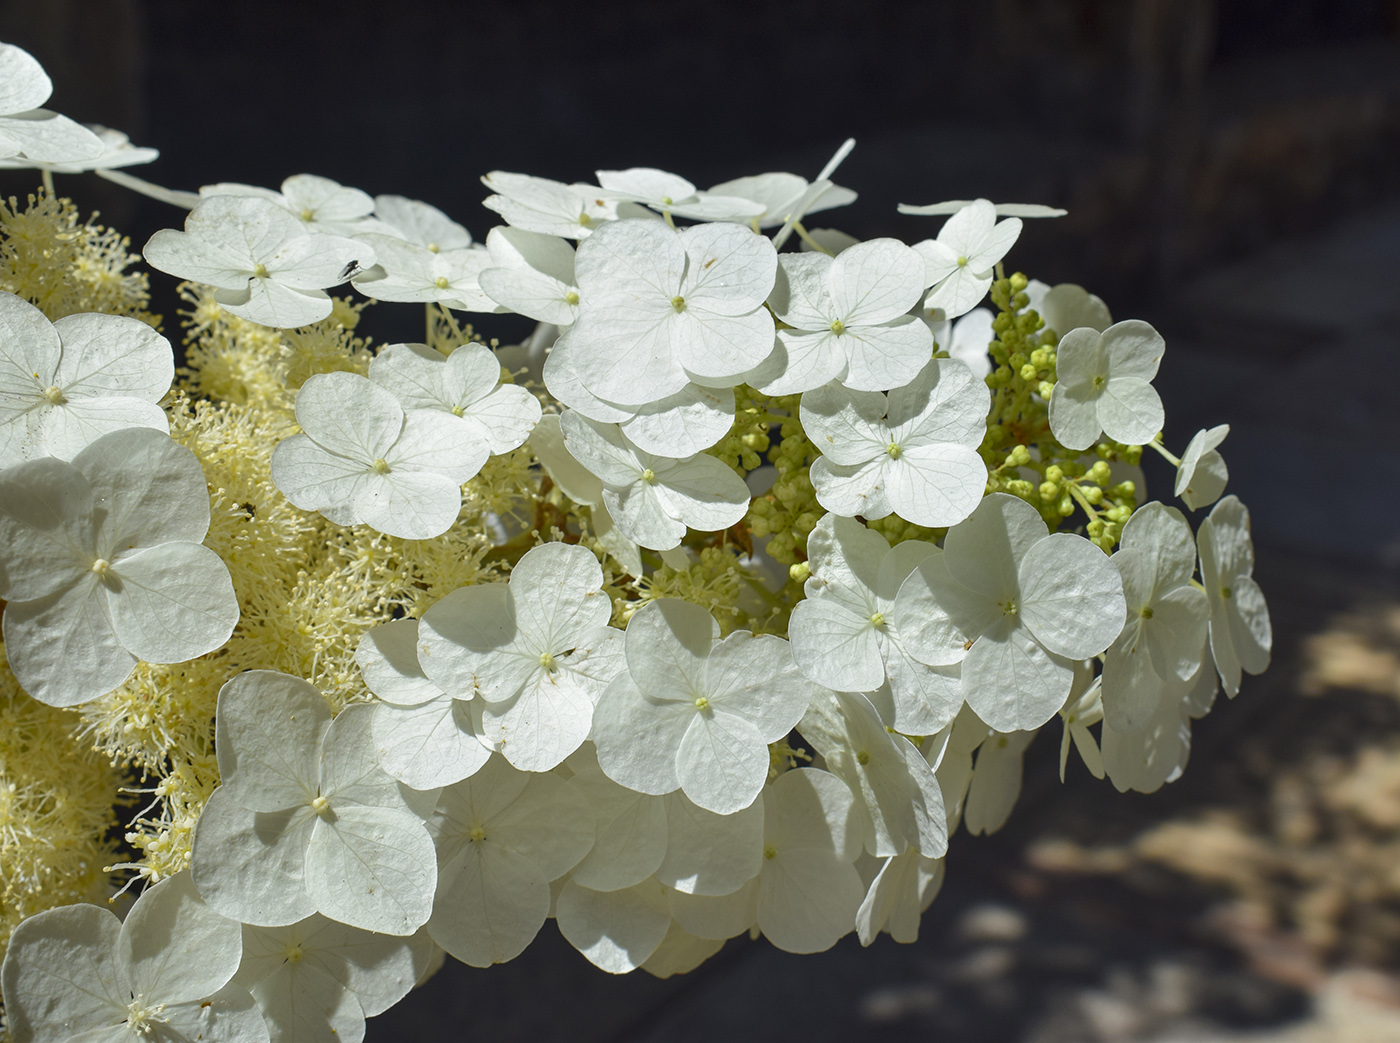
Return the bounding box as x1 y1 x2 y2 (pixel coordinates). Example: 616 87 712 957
565 290 579 305
641 468 656 484
41 384 65 404
310 794 330 816
694 696 710 711
252 263 269 279
435 276 450 289
284 943 305 963
869 612 885 628
1092 375 1106 389
299 207 315 222
1139 606 1154 619
578 212 592 227
856 750 870 766
469 825 487 843
427 241 440 254
671 296 686 312
956 255 969 267
886 442 902 460
830 319 845 336
999 598 1019 617
763 844 777 861
124 995 168 1035
539 651 556 671
91 558 111 576
371 458 391 475
451 404 465 417
1220 585 1233 600
660 196 674 206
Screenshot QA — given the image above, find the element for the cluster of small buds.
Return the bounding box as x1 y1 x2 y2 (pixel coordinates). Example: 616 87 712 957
0 34 1277 1039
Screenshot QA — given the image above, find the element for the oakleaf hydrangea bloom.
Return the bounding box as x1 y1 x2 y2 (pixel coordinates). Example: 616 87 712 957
367 342 540 462
202 173 382 238
0 427 238 705
0 41 105 164
893 493 1126 732
0 291 173 468
350 235 498 312
1101 655 1217 794
234 916 432 1043
417 542 625 771
191 671 439 936
1175 424 1230 509
559 411 751 551
593 599 812 814
481 170 643 239
428 755 594 967
358 620 492 790
707 169 856 228
963 727 1037 835
1101 503 1209 731
144 195 365 328
801 358 989 528
1047 319 1166 450
1197 495 1271 696
1024 279 1112 334
0 872 268 1043
372 194 472 250
857 848 945 946
566 219 778 405
0 123 158 173
914 199 1023 319
755 239 932 394
788 514 961 733
478 226 581 325
271 371 482 539
799 688 947 858
544 331 735 457
592 167 766 222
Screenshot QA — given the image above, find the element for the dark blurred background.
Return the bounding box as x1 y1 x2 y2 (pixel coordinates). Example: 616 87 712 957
4 2 1400 1039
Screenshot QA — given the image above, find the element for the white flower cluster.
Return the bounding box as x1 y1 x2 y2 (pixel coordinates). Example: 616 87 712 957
0 38 1276 1042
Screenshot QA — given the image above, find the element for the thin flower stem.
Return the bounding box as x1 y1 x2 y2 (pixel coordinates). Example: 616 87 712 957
41 169 55 196
1145 436 1181 467
791 221 834 256
1067 481 1100 522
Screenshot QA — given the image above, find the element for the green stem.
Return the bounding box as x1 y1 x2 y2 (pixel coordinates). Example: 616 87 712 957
1066 481 1100 523
41 169 55 196
1145 437 1181 468
791 221 834 256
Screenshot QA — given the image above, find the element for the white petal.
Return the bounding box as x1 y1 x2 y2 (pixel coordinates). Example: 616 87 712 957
191 790 318 927
356 619 442 707
74 427 211 551
830 238 926 325
429 841 548 967
1018 532 1126 658
942 493 1046 599
658 791 764 896
372 698 490 790
104 542 238 663
651 451 752 533
1098 376 1163 446
591 673 689 796
1047 380 1104 451
51 313 172 401
294 372 402 463
555 878 671 974
838 318 934 393
788 597 884 692
121 872 242 1004
675 709 768 815
0 903 127 1040
962 622 1072 732
963 729 1035 834
2 574 134 706
215 670 329 811
885 444 986 527
304 806 437 935
0 456 93 601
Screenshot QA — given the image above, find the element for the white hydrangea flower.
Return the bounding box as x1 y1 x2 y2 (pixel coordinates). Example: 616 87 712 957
416 541 625 772
270 371 482 539
787 514 961 733
801 358 989 528
592 167 766 223
566 218 777 406
856 850 945 946
592 599 813 814
768 138 858 249
555 876 671 973
0 41 105 164
234 917 432 1043
558 411 751 551
1101 503 1210 731
528 415 644 576
0 872 268 1043
565 747 669 893
371 194 472 250
913 200 1023 320
706 169 856 228
544 330 735 457
357 619 492 790
191 671 439 935
481 170 649 239
144 196 364 329
1175 424 1230 510
1048 319 1166 450
1197 495 1271 696
899 199 1067 218
799 688 947 858
1024 279 1112 335
1058 660 1105 782
892 493 1126 732
925 306 994 379
0 123 157 173
427 755 594 967
1101 655 1217 794
478 226 581 326
202 173 384 237
963 726 1036 835
0 427 238 706
0 291 173 468
754 239 932 395
350 236 499 312
367 341 540 459
928 703 988 836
